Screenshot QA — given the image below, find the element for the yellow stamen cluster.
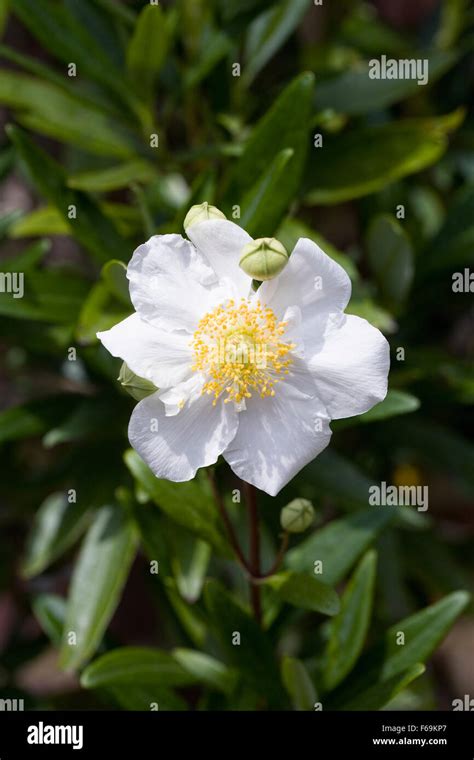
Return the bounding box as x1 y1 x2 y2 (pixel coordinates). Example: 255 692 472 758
191 299 295 405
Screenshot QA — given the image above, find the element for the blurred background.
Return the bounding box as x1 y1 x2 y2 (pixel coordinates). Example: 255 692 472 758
0 0 473 711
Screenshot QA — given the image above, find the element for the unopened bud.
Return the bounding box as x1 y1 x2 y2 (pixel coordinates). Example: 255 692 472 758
239 237 288 281
280 498 315 533
184 202 226 230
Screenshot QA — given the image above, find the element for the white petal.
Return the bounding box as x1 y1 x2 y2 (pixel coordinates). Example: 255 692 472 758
97 313 193 388
223 367 331 496
128 391 238 482
307 314 390 419
258 237 351 336
158 374 204 416
127 233 225 333
187 219 253 298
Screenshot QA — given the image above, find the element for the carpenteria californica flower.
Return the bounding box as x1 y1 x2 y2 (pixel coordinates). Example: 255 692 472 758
98 213 390 496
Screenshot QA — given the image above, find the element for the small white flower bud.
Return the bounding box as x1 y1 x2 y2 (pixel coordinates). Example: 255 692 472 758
239 237 288 281
183 202 226 230
118 362 157 401
280 498 315 533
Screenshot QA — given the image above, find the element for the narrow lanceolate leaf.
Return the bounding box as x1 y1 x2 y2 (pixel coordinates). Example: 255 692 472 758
305 110 464 205
420 182 474 275
336 664 425 711
106 684 186 711
126 4 169 102
231 72 314 201
80 647 195 689
7 125 130 263
173 649 237 694
334 390 420 430
60 504 137 671
22 492 90 579
286 505 393 585
281 656 317 710
239 148 294 237
324 551 377 691
264 571 340 616
204 580 285 707
32 594 67 647
124 450 230 556
367 214 414 308
0 71 137 157
243 0 312 86
314 50 457 115
327 591 470 708
67 161 157 193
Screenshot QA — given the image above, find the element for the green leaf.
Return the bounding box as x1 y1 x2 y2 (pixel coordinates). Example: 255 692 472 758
243 0 312 86
336 664 425 710
367 214 414 307
1 238 49 272
9 206 71 238
231 72 314 202
0 267 89 323
0 71 136 157
239 148 294 237
421 182 474 274
22 492 90 579
173 649 237 694
204 580 285 707
168 529 211 603
314 51 457 115
76 282 129 344
281 656 317 710
11 0 139 114
184 30 232 89
124 450 230 556
334 389 420 430
68 161 157 193
80 647 195 688
0 396 76 445
305 111 464 205
329 591 470 708
106 684 186 711
264 570 340 615
286 505 393 585
60 504 137 670
324 551 377 690
126 4 169 102
32 593 66 647
7 125 131 264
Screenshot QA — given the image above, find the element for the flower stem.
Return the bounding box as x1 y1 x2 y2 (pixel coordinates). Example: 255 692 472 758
207 469 251 573
243 481 262 626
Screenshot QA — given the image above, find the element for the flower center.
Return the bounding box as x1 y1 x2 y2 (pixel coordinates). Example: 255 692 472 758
191 299 295 405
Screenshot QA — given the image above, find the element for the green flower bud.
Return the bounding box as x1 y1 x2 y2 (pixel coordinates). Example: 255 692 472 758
280 498 315 534
118 362 157 401
239 237 288 281
183 202 226 230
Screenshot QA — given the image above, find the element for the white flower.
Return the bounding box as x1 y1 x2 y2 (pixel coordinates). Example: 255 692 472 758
97 219 390 496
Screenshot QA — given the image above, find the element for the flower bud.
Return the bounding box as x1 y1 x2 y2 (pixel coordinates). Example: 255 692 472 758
118 362 157 401
280 498 315 534
239 237 288 281
183 202 226 230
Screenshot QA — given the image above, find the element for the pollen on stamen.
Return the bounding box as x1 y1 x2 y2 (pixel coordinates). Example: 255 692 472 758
191 299 295 406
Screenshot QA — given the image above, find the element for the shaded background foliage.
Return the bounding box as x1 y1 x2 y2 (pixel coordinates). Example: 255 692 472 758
0 0 473 711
